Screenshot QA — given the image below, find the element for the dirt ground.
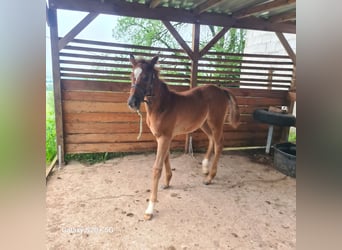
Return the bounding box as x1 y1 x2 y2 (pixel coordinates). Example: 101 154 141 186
46 150 296 249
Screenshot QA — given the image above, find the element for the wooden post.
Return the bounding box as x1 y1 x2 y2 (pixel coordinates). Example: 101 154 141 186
48 6 65 163
190 23 200 88
275 32 296 142
185 23 200 153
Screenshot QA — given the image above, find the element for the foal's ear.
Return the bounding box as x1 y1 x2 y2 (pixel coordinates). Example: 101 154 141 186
151 56 159 67
129 54 137 66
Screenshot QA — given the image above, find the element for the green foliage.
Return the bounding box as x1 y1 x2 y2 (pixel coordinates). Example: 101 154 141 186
113 18 181 48
46 91 56 164
288 130 296 143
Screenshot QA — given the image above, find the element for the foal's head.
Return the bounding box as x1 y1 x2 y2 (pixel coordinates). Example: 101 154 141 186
127 54 159 111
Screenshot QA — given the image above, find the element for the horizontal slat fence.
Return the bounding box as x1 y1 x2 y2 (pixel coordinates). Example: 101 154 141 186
59 39 292 154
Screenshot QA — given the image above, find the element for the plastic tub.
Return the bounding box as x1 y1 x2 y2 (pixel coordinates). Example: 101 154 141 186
273 142 296 177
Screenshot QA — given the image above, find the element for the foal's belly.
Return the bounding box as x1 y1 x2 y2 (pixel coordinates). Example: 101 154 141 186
172 109 208 136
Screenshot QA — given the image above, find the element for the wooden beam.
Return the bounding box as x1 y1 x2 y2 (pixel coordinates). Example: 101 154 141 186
234 0 296 19
46 155 58 179
50 0 295 33
58 12 98 51
199 26 231 58
149 0 161 8
191 23 200 88
194 0 225 14
162 21 194 60
47 6 65 163
269 11 296 23
275 32 296 64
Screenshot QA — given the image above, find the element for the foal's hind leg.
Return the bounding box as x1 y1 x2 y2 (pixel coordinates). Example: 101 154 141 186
162 151 172 189
204 130 224 185
201 122 214 175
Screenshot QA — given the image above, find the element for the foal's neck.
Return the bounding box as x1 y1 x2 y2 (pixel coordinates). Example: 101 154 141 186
145 79 171 114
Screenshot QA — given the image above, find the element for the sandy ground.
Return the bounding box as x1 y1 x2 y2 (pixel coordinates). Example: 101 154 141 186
46 150 296 249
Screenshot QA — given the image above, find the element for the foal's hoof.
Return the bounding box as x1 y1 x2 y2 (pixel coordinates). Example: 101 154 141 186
161 184 170 189
144 213 153 221
203 178 212 185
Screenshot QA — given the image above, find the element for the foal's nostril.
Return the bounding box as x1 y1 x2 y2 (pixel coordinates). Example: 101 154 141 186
128 95 140 110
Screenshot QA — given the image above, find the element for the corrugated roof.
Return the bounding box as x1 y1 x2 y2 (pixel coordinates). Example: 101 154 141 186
49 0 296 33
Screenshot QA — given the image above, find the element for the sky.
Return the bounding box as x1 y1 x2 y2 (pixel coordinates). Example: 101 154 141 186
46 10 120 81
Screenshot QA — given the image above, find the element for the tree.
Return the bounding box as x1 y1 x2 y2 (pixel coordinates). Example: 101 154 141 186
113 18 183 49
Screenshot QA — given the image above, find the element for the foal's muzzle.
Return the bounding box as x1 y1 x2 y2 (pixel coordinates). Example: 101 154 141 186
128 95 141 111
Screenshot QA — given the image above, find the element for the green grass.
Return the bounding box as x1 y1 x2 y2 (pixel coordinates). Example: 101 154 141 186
65 152 130 165
46 91 57 165
288 130 296 143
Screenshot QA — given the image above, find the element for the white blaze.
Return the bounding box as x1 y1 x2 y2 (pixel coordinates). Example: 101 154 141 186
134 67 142 80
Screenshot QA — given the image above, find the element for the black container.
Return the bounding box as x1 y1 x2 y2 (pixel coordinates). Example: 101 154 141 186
273 142 296 177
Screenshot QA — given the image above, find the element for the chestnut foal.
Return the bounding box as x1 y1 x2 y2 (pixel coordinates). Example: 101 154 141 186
127 55 240 220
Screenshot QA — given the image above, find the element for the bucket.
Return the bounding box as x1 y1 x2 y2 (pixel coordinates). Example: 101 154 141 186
273 142 296 177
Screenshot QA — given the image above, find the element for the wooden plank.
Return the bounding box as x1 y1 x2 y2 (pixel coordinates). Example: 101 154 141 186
58 12 98 51
65 142 157 153
269 11 296 23
64 122 150 134
46 155 58 178
197 76 292 84
197 62 293 71
62 45 190 60
65 141 186 153
62 91 129 102
197 68 292 78
63 101 135 113
199 57 294 65
65 133 156 143
72 38 185 53
194 0 225 14
61 79 189 92
203 51 291 59
63 112 142 123
65 133 185 144
233 0 296 19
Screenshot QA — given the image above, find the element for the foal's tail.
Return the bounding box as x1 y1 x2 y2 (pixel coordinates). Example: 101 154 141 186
224 89 240 129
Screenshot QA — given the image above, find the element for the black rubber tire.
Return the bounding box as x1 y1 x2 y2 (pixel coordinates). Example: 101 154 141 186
253 109 296 127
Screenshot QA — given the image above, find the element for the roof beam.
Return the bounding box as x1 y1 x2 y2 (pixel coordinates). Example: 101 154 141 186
275 32 296 64
58 12 98 51
199 26 231 58
49 0 295 33
234 0 296 19
194 0 225 14
269 11 296 23
162 21 194 60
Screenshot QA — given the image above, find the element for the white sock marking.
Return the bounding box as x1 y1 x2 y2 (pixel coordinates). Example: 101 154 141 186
145 200 154 215
202 158 209 174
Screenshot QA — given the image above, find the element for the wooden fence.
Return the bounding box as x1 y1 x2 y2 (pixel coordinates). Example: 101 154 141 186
59 39 293 154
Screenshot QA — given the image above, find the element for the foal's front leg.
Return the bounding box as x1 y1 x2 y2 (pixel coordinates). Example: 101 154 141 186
144 136 171 220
